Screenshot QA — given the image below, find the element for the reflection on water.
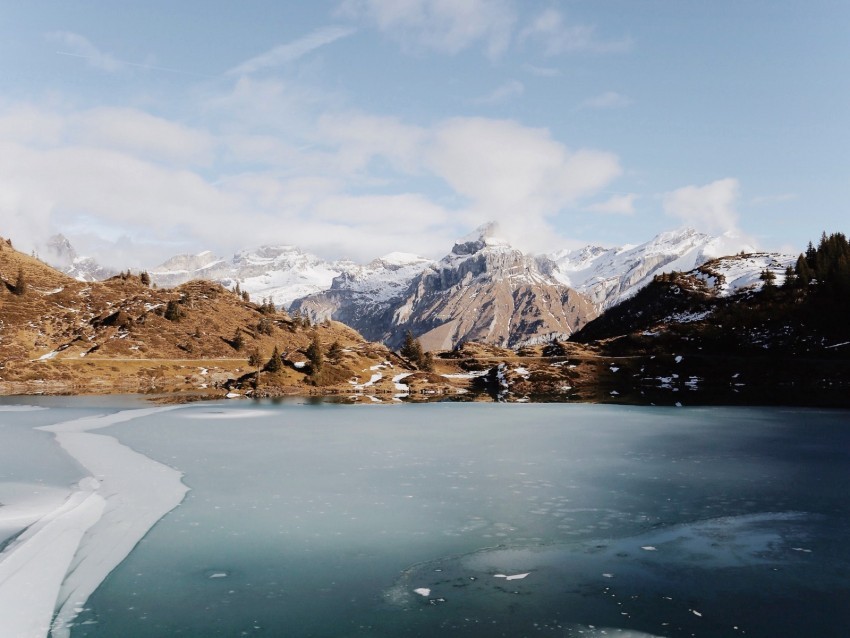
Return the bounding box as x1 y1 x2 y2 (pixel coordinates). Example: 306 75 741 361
2 401 849 637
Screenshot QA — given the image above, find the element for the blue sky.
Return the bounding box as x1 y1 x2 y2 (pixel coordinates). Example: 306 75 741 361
1 1 848 267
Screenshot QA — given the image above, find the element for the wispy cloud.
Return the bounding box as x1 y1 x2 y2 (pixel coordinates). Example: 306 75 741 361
520 9 632 56
48 31 122 72
50 31 213 77
577 91 632 110
663 178 740 234
586 193 636 215
472 80 525 105
227 26 355 76
337 0 516 58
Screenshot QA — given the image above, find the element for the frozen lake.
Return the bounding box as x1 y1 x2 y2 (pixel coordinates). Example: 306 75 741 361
1 399 849 637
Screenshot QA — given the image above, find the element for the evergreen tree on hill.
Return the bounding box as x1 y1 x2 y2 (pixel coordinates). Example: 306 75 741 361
306 333 324 373
13 268 26 296
266 345 282 372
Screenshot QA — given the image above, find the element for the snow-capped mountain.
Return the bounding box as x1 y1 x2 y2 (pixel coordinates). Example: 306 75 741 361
548 228 756 309
150 246 356 308
291 252 434 341
379 223 597 350
43 225 783 351
44 234 117 282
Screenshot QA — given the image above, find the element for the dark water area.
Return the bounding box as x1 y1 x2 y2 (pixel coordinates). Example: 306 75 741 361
3 401 849 636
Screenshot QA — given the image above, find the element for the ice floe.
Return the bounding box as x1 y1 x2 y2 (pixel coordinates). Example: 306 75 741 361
0 406 188 638
494 572 530 580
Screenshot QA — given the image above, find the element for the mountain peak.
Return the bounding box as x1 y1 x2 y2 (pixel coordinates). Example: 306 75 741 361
452 222 510 256
46 233 78 266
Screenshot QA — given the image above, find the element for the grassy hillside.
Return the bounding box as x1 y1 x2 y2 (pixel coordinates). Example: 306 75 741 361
0 236 414 398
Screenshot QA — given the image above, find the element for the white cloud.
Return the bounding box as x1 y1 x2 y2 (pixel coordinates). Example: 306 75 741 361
578 91 632 110
586 193 636 215
317 113 426 174
472 80 525 105
0 104 65 146
227 26 355 76
519 9 632 56
426 117 621 251
0 91 625 265
663 178 740 233
338 0 516 57
72 108 215 166
48 32 122 72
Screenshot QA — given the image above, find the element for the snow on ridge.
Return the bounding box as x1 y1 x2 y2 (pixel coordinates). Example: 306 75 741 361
378 252 431 267
695 252 795 296
548 227 757 309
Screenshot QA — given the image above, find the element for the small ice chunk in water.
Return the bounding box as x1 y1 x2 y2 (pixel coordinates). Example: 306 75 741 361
692 609 703 617
641 546 657 551
208 572 229 579
602 573 614 578
494 573 530 580
414 588 431 597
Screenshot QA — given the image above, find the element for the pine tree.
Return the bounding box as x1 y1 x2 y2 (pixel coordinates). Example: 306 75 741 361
140 271 151 286
760 268 776 288
257 317 273 335
266 345 282 372
164 299 183 321
400 330 423 366
235 282 242 297
422 351 435 372
242 290 250 303
327 340 343 363
247 348 263 368
782 265 797 290
13 268 26 296
306 333 324 372
232 329 245 351
795 254 812 287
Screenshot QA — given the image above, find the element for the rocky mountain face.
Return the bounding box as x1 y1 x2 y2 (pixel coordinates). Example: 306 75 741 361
150 246 356 307
295 224 599 350
42 225 762 351
370 224 598 350
290 252 434 342
293 225 751 350
45 234 117 282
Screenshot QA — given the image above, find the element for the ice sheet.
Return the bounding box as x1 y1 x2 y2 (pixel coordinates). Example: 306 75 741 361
0 406 188 638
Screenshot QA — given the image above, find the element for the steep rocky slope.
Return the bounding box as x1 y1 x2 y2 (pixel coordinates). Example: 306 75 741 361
290 252 434 342
384 224 597 350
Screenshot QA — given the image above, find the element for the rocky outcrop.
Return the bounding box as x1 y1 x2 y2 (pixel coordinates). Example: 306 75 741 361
385 224 597 350
291 252 433 342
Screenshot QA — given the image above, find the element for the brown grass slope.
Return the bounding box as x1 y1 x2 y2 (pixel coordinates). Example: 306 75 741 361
0 236 414 396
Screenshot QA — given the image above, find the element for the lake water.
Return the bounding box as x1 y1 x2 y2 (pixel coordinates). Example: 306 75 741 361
1 399 849 637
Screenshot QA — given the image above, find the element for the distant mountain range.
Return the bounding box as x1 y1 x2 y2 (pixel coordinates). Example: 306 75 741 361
45 225 781 350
